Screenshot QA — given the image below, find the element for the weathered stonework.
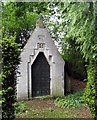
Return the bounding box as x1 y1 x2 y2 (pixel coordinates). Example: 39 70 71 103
17 19 65 100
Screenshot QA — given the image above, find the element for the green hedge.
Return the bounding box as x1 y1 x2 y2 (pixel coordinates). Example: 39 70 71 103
1 36 20 119
83 61 97 119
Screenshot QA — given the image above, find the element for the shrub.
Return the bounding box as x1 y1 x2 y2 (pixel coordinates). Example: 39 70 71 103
83 61 97 118
54 91 84 108
15 101 27 114
1 36 20 119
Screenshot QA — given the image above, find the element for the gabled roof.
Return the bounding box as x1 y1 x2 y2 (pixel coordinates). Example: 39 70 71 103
20 15 65 64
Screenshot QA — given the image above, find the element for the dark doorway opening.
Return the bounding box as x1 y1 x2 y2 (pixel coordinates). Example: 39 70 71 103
31 52 50 97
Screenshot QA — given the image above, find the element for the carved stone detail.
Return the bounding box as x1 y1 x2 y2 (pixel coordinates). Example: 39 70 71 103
36 15 45 28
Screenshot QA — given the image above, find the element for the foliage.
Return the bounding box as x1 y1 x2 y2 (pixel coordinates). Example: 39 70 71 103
59 2 97 118
83 61 97 118
2 1 97 118
46 2 87 80
2 2 48 48
60 2 97 62
15 101 27 114
63 48 87 80
1 36 20 119
60 3 88 80
54 91 84 108
1 2 49 119
16 99 89 118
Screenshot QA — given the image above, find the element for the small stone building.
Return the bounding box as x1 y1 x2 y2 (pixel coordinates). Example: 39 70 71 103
17 17 65 100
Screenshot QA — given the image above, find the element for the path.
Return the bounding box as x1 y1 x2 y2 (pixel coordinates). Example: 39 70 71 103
17 98 91 119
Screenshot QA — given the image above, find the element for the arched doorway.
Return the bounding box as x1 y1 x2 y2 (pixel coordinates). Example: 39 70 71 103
31 52 50 97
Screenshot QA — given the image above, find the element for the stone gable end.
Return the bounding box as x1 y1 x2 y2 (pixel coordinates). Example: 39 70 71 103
17 21 65 100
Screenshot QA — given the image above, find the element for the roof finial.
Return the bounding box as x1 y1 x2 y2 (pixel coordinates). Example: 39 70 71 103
36 15 45 28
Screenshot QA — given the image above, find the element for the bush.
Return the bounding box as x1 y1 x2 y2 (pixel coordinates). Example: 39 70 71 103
54 91 84 108
15 101 27 114
83 61 97 118
1 36 20 119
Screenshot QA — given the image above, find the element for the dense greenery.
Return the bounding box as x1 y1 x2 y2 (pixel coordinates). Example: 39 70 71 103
2 2 48 48
15 101 27 114
1 36 20 119
1 2 49 119
58 2 97 118
83 61 97 118
46 3 87 80
2 1 97 119
55 91 84 108
47 2 97 118
62 46 86 80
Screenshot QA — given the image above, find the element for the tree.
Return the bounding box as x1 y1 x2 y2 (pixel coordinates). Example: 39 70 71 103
2 2 48 48
45 2 87 80
59 2 97 119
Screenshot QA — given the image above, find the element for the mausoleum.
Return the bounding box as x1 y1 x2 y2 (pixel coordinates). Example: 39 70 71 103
17 16 65 100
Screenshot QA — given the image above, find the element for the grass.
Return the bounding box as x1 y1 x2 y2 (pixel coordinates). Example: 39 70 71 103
16 91 90 118
16 105 88 118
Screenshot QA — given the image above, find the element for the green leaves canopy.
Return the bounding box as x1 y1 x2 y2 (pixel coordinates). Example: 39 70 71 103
61 2 97 62
59 2 97 118
2 2 48 47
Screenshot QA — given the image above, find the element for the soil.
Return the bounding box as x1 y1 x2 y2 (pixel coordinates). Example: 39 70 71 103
25 98 63 110
24 98 91 119
71 78 86 92
17 79 91 119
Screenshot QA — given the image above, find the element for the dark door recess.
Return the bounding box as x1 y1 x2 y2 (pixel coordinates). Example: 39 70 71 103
31 52 50 97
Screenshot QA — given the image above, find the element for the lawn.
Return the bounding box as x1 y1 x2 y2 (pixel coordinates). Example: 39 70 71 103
16 91 91 119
